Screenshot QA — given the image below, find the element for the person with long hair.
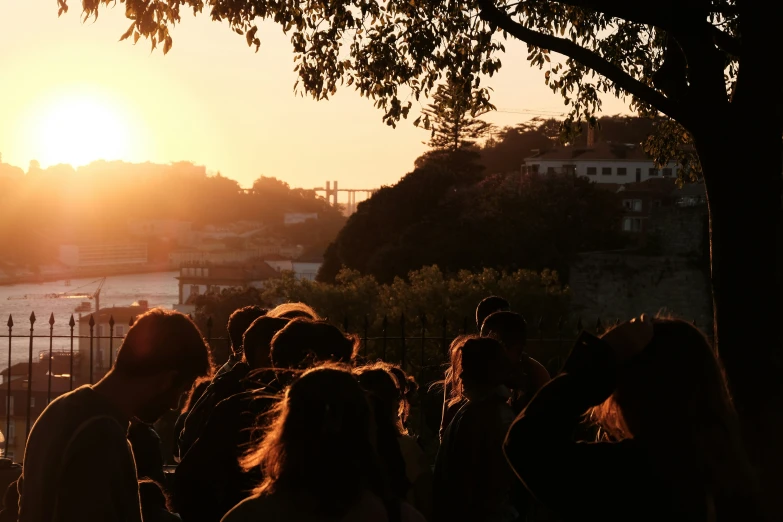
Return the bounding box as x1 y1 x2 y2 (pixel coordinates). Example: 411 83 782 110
221 366 425 522
438 297 511 442
355 364 433 520
504 315 765 522
173 317 290 522
433 336 519 522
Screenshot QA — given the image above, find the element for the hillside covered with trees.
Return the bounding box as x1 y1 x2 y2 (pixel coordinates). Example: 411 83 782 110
0 160 345 267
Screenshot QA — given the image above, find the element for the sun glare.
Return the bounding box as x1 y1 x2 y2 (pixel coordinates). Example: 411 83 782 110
35 94 132 167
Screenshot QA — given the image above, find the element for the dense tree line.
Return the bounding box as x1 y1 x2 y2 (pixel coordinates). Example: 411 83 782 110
0 160 344 266
319 121 627 284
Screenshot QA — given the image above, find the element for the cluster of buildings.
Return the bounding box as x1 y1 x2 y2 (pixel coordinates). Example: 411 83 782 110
56 214 319 272
523 140 706 239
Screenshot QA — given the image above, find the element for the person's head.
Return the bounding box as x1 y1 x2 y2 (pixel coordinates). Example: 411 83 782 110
270 318 358 371
445 335 508 405
458 336 509 395
481 311 527 361
476 296 510 330
267 302 320 320
354 364 403 434
227 306 268 354
113 309 211 423
590 318 756 501
243 316 290 370
138 479 172 515
242 365 384 514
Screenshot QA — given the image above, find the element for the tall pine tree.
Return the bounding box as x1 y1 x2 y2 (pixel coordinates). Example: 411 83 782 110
420 77 493 152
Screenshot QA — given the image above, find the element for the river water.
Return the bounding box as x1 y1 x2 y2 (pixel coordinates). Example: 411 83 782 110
0 272 179 370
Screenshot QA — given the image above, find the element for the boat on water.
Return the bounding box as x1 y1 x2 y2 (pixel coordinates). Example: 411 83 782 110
74 301 92 313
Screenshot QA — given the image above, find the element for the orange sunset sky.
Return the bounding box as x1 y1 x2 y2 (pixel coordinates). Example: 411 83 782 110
0 1 630 189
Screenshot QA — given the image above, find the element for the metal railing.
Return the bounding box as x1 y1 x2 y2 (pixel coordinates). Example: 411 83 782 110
0 311 705 460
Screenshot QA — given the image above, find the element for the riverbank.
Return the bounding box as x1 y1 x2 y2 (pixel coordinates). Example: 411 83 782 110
0 263 174 286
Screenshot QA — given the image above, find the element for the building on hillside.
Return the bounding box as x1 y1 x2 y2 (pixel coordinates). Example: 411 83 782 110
523 142 679 184
59 243 148 269
174 262 280 314
127 219 195 246
169 245 305 269
284 213 318 225
614 179 680 234
292 258 323 281
264 253 322 281
264 256 294 273
77 303 148 386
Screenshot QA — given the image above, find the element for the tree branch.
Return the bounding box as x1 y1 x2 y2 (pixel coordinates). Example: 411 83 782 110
545 0 674 29
477 0 690 125
711 26 741 56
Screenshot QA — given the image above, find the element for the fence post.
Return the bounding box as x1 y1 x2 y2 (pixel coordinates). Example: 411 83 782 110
362 316 369 357
26 312 36 442
69 315 75 392
419 313 427 432
441 317 448 358
89 315 95 385
48 314 54 405
557 316 564 356
6 315 12 458
108 316 115 370
382 315 388 361
400 314 407 370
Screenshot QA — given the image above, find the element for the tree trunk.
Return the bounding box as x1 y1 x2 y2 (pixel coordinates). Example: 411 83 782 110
696 119 783 517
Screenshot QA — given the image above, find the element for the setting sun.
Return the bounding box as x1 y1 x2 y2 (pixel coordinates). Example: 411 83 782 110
34 93 133 167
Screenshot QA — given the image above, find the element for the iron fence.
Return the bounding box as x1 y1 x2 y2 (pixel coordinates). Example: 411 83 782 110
0 311 705 461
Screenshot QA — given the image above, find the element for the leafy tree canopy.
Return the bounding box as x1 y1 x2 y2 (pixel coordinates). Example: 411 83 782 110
320 149 624 283
420 76 494 152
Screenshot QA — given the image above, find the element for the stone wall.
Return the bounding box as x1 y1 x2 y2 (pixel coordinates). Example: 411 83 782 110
648 205 708 256
569 204 713 331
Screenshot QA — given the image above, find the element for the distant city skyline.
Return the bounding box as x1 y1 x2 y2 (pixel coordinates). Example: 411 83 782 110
0 2 631 189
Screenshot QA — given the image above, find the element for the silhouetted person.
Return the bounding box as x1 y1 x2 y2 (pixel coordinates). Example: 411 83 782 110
505 316 764 522
18 309 210 522
177 306 266 457
475 295 510 331
356 364 433 520
440 296 512 442
174 316 290 522
481 311 550 411
222 366 426 522
128 420 167 485
0 480 18 522
139 480 181 522
171 376 210 461
433 336 518 522
269 318 358 381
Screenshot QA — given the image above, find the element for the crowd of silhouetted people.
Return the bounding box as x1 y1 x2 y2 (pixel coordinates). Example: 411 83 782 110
1 296 769 521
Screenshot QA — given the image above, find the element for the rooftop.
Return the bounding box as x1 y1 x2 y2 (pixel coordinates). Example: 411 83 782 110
526 142 652 162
